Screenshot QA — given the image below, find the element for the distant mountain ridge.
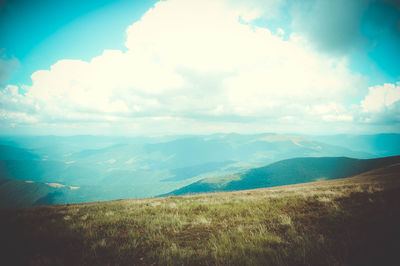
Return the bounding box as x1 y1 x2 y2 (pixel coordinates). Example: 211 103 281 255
309 133 400 157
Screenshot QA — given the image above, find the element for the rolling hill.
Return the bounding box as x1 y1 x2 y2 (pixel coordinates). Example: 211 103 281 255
0 162 399 265
164 156 400 196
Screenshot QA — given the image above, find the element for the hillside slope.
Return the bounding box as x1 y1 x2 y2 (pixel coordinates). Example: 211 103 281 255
164 156 400 196
0 163 400 265
0 178 78 208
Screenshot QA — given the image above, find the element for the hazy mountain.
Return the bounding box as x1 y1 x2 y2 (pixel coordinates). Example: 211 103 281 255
143 134 372 167
309 133 400 157
0 160 100 185
163 156 400 196
162 160 236 182
0 144 39 160
0 133 398 207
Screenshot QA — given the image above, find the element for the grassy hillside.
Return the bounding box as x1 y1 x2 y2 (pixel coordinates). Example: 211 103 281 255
1 163 400 265
165 156 400 196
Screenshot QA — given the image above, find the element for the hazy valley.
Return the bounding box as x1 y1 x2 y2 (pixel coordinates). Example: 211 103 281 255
1 133 399 208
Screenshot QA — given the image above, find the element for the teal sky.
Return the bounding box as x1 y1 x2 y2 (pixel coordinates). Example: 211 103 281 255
0 0 399 135
0 0 157 85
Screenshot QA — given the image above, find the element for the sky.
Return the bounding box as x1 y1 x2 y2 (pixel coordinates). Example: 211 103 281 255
0 0 400 136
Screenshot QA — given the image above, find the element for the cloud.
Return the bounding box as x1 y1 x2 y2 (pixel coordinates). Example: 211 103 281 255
361 82 400 112
228 0 284 21
358 82 400 125
0 85 38 124
1 0 391 134
322 115 354 122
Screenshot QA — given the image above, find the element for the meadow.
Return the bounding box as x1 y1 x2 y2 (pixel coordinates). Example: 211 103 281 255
1 164 399 265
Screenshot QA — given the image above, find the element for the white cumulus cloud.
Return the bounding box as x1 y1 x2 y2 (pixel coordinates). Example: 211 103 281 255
361 82 400 113
358 82 400 125
0 0 381 134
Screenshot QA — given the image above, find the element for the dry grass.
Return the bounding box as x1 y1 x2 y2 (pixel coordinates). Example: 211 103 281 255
1 164 400 265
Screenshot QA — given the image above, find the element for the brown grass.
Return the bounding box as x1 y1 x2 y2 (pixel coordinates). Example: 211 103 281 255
0 164 400 265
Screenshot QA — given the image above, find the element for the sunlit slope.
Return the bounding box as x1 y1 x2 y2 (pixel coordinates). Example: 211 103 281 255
164 156 400 196
1 163 399 265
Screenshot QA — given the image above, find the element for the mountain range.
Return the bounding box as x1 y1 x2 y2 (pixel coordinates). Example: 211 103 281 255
1 133 399 208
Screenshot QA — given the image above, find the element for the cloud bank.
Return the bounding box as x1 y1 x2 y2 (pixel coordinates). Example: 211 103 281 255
0 0 399 134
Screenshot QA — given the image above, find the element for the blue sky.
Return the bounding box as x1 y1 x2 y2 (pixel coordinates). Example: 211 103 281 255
0 0 399 135
0 0 157 85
